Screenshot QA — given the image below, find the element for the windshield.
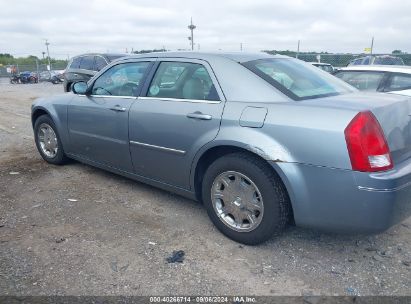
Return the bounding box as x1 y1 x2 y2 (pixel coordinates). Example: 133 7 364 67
243 58 356 100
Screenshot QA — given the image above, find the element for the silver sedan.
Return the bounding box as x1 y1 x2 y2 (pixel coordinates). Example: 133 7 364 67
31 52 411 244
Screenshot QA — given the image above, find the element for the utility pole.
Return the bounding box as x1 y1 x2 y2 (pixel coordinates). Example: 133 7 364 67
42 52 45 59
296 40 300 59
187 17 196 51
44 39 51 71
370 37 374 57
35 59 40 82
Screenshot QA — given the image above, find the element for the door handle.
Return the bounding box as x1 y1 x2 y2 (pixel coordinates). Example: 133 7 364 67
110 105 127 112
186 112 212 120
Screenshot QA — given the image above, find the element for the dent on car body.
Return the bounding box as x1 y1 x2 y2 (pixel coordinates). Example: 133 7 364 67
245 144 290 162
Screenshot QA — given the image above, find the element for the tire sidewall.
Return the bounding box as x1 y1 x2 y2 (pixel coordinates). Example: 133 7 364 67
202 154 284 245
34 115 66 165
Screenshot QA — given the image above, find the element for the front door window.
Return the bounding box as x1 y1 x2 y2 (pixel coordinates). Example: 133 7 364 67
92 62 150 97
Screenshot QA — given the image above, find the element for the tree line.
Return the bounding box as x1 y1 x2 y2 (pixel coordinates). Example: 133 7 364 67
0 54 68 66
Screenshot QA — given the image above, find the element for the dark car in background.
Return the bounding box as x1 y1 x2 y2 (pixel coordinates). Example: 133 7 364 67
63 53 127 91
10 71 38 84
348 55 404 66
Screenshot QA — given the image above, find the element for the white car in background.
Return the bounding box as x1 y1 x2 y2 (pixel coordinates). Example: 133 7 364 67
333 65 411 97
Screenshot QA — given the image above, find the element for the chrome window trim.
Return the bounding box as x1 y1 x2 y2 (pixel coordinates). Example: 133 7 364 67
74 94 137 99
137 96 220 104
89 95 137 100
129 140 186 155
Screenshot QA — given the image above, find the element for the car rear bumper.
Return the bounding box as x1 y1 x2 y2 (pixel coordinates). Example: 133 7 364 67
273 158 411 233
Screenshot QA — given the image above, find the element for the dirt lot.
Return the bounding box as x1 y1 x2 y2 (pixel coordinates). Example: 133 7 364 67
0 78 410 296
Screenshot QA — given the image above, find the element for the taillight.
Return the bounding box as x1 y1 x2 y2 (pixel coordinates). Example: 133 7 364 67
344 111 393 172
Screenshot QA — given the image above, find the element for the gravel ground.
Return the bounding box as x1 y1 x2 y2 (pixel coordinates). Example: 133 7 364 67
0 78 410 296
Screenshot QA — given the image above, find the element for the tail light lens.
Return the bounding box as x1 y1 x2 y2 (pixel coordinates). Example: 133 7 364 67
345 111 393 172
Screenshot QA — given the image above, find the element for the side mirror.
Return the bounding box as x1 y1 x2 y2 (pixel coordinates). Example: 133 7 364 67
72 81 88 95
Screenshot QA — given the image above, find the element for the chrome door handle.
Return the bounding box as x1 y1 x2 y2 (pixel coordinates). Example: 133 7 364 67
186 112 212 120
110 105 127 112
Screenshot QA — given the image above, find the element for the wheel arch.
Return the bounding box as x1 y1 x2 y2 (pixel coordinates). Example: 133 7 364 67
65 81 72 92
31 107 52 128
191 143 295 222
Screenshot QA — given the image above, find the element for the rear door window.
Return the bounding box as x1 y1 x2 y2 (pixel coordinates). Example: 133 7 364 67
70 57 82 69
80 56 95 71
95 56 107 71
147 62 220 101
386 74 411 91
334 71 385 91
362 57 370 65
353 59 363 65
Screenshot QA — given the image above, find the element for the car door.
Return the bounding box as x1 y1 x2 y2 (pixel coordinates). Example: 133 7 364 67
129 59 225 189
67 60 152 171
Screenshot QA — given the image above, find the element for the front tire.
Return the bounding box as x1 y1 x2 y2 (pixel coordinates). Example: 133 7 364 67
34 115 68 165
202 152 290 245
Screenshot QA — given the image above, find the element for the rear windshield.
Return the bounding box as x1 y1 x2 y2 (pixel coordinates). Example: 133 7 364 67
243 58 355 100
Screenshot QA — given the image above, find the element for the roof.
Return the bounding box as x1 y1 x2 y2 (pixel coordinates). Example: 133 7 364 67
126 51 288 63
309 62 333 66
353 55 401 59
338 65 411 73
71 53 129 59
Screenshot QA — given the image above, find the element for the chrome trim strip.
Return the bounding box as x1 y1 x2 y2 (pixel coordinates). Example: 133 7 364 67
129 140 186 155
70 130 127 144
358 180 411 192
90 95 138 99
137 96 220 104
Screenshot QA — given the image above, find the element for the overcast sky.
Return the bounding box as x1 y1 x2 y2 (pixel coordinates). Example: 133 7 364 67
0 0 410 59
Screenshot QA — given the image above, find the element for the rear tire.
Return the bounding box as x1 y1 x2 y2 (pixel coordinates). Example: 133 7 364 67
34 115 68 165
202 152 290 245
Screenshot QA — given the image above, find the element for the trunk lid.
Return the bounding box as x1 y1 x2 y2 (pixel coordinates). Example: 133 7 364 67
300 92 411 165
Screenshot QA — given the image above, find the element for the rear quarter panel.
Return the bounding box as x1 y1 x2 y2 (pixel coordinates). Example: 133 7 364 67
211 100 357 169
